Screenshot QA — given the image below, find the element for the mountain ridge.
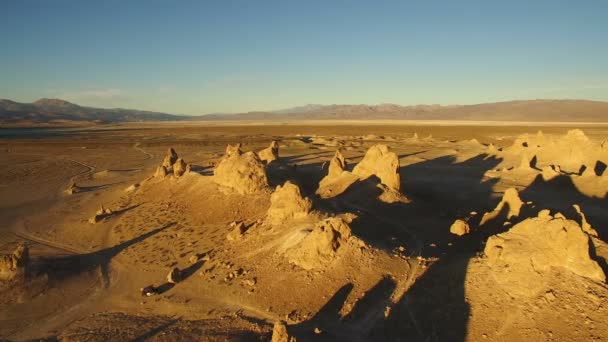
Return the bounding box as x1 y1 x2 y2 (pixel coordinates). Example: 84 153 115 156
2 98 608 127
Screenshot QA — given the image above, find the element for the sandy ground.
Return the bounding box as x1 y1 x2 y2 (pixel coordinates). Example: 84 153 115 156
0 122 607 341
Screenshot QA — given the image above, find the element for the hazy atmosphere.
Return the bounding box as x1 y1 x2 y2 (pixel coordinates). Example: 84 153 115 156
2 0 608 114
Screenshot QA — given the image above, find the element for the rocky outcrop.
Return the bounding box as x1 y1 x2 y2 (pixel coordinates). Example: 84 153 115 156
286 217 353 270
258 140 279 163
173 158 187 177
213 151 268 194
0 244 29 281
506 129 608 174
352 144 401 190
484 211 605 298
267 181 312 225
327 150 346 178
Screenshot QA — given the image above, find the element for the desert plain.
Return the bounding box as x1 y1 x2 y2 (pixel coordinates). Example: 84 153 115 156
1 121 607 341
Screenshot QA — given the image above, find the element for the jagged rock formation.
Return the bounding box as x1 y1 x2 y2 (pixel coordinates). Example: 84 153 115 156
506 129 608 174
316 150 359 198
286 217 354 270
327 150 346 178
484 211 605 298
450 219 470 236
162 148 178 169
156 148 190 178
173 158 187 177
352 144 401 190
573 204 599 237
0 244 29 281
258 140 279 163
213 150 268 194
154 165 168 178
267 181 312 225
480 188 524 225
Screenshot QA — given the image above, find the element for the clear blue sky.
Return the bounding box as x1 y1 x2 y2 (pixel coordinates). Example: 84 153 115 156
1 0 607 115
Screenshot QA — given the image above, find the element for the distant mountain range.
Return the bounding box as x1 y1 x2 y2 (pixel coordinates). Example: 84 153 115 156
2 98 608 127
0 98 183 127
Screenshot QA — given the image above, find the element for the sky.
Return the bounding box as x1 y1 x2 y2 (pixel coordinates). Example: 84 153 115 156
1 0 607 115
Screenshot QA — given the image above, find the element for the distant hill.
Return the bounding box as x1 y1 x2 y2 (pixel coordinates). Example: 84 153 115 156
198 100 608 122
0 98 184 127
2 98 608 127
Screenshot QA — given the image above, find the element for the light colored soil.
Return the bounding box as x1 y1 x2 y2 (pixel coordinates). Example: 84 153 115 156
0 123 607 341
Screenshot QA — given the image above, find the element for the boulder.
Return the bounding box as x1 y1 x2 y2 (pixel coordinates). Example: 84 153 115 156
352 144 401 190
267 181 312 225
450 219 470 236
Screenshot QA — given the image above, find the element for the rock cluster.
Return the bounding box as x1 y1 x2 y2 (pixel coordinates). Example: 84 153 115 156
317 145 403 200
507 129 608 174
155 148 191 178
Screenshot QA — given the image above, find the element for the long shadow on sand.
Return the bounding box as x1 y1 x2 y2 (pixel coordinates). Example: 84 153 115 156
280 153 504 341
32 222 176 286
